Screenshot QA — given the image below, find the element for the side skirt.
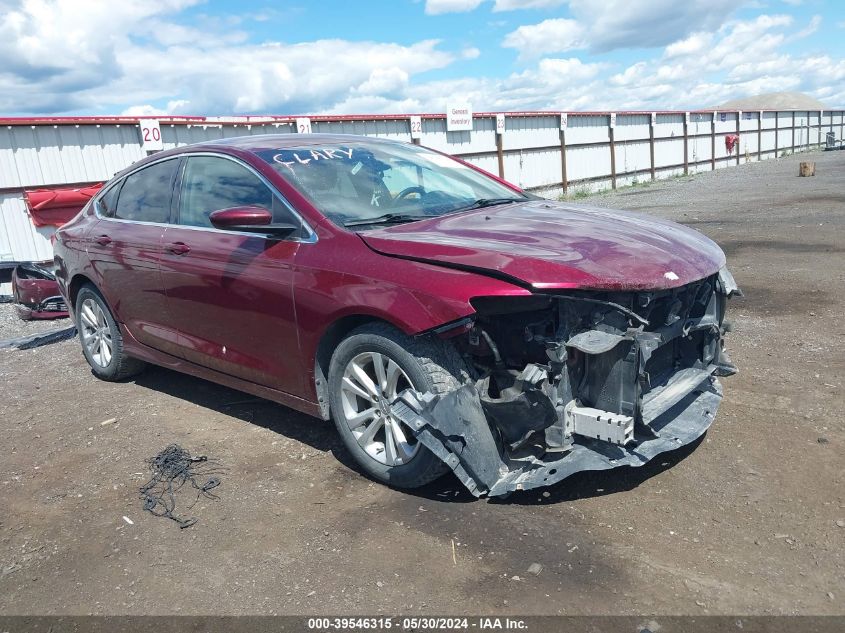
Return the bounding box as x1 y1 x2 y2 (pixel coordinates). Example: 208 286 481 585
120 325 323 419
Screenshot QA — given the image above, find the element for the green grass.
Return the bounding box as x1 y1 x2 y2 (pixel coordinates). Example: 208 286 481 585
561 184 596 200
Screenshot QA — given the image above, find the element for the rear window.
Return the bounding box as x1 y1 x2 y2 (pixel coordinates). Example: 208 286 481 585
113 158 180 223
97 183 122 218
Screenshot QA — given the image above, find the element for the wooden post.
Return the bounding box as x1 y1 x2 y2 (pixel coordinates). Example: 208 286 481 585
649 114 656 181
840 111 843 142
774 113 779 157
735 111 741 165
791 112 795 154
560 128 568 194
711 113 716 170
496 131 505 179
757 111 762 161
609 118 617 190
683 113 689 175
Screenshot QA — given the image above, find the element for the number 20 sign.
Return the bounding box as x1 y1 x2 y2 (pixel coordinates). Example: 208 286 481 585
139 119 163 151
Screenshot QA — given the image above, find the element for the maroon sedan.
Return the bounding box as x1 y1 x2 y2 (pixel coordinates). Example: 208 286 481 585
54 134 739 496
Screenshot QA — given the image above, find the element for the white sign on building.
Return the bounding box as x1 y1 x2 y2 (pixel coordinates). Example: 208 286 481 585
446 104 473 132
139 119 163 151
409 115 422 139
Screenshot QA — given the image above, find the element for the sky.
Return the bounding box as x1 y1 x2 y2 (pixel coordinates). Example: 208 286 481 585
1 0 843 117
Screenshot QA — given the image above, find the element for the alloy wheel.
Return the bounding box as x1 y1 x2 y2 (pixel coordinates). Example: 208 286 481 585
79 298 113 368
339 351 421 466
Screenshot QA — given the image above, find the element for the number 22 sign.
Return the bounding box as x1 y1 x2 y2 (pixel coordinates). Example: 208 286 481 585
139 119 163 151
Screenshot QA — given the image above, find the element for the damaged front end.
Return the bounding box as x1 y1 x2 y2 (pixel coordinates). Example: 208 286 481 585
394 269 741 497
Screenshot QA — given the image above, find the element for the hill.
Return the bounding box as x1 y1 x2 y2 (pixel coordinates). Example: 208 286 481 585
714 91 828 110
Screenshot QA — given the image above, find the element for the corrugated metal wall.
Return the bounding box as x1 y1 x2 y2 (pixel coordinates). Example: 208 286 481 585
1 109 842 267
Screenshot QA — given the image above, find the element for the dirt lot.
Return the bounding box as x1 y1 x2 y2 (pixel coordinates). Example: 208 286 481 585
1 150 843 616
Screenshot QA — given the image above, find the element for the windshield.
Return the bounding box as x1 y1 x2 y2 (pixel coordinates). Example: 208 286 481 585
256 141 526 228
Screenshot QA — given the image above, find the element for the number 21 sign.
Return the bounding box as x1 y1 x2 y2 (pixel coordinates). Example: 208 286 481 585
139 119 163 151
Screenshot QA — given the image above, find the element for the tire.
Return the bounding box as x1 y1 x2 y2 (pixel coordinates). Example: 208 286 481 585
75 284 146 381
328 322 470 489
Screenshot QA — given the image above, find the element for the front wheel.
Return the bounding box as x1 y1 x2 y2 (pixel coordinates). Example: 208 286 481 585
75 285 146 381
327 323 469 489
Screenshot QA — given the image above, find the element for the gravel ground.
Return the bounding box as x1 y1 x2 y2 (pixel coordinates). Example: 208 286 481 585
0 150 843 616
0 303 70 341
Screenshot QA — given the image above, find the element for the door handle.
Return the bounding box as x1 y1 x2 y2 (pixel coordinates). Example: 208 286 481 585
166 241 191 255
95 234 112 246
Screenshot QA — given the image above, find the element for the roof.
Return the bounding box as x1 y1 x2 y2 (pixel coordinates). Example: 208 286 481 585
205 133 403 151
106 133 405 183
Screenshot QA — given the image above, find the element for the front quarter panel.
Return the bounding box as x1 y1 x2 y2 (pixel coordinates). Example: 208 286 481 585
292 230 530 394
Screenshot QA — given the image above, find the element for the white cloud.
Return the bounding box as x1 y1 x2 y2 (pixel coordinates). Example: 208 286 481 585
425 0 566 13
468 13 844 112
0 0 459 114
121 100 189 116
535 57 605 82
424 0 484 15
610 62 647 86
109 38 455 115
568 0 740 52
2 2 845 117
502 18 584 58
795 15 821 38
664 32 713 58
354 67 409 96
0 0 201 111
502 0 741 56
492 0 567 10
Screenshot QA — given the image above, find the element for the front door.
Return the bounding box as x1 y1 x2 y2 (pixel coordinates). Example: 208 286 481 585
158 154 305 393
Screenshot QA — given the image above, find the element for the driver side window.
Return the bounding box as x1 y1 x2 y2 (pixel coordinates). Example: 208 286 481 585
178 156 297 229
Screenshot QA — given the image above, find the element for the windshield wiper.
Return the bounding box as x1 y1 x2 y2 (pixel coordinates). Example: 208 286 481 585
343 213 431 228
450 197 524 213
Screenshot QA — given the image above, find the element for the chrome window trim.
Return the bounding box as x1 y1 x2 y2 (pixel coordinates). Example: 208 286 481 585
92 152 318 244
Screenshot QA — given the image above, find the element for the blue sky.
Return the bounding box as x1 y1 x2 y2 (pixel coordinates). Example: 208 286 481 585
1 0 843 116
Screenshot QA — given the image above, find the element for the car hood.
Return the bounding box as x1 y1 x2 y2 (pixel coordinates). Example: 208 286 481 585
359 200 726 291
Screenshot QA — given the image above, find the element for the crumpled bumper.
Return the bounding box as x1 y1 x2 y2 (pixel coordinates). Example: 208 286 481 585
392 377 722 497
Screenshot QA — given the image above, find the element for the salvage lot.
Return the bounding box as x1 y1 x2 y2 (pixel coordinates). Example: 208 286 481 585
1 151 843 615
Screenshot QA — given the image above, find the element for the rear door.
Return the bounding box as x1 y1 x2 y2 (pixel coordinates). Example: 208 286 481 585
158 154 306 393
86 158 182 355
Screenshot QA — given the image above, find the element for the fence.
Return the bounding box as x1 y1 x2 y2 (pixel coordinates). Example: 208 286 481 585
1 108 843 270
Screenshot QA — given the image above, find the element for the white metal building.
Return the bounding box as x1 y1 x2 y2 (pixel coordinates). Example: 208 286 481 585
1 109 841 284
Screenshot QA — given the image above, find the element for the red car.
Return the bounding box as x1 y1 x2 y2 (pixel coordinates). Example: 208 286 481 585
11 261 69 320
54 134 739 496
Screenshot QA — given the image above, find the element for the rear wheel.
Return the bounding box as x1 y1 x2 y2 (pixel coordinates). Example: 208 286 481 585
75 285 146 381
328 323 469 488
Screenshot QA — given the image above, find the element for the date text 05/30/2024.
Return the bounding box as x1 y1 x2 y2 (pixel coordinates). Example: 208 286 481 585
307 617 528 630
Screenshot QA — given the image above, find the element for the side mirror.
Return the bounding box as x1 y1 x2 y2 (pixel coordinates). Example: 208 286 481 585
209 206 298 237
